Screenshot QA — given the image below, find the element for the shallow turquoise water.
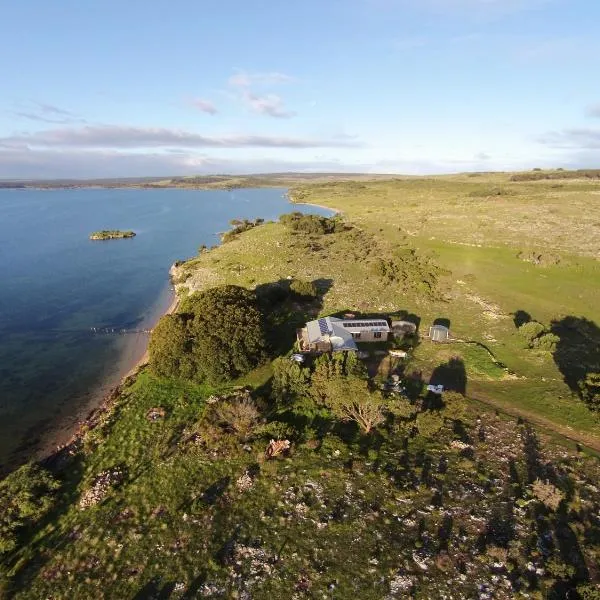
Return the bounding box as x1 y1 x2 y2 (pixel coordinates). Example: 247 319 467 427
0 187 330 469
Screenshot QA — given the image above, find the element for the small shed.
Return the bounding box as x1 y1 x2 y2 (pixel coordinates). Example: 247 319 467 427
429 324 450 342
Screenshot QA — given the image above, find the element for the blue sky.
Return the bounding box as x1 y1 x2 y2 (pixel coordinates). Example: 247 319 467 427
1 0 599 178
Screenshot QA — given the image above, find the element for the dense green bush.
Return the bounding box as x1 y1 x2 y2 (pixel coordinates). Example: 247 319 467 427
442 391 467 423
221 218 264 243
279 212 343 235
518 321 546 346
150 286 267 384
319 375 387 433
416 411 445 437
148 314 194 379
532 332 560 351
271 357 311 405
0 464 60 554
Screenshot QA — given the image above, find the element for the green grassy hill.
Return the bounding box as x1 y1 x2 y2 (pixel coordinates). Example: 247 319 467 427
1 172 599 599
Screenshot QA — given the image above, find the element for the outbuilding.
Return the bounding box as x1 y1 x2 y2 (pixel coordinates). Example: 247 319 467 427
429 324 450 342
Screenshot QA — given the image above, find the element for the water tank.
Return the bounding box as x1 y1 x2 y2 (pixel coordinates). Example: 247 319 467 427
429 325 449 342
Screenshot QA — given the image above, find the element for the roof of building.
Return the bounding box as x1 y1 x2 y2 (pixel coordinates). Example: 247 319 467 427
429 324 450 341
305 316 390 351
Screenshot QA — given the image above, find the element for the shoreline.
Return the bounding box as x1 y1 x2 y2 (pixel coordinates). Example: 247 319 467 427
32 193 332 471
293 201 340 215
38 281 180 468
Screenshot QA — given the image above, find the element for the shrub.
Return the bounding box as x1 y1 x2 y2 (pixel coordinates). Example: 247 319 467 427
148 314 193 379
388 396 417 420
253 421 298 442
279 212 341 235
580 372 600 410
289 279 318 299
319 434 350 458
150 286 268 384
532 332 560 351
546 558 575 579
577 584 600 600
0 464 60 554
211 398 261 441
442 391 467 423
416 411 445 438
518 321 546 346
221 218 264 242
531 479 565 511
321 375 388 433
271 357 311 406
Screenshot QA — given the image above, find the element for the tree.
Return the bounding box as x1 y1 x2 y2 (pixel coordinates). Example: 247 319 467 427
271 357 311 405
416 411 444 438
442 391 467 423
518 321 546 346
149 286 268 384
184 286 268 384
581 372 600 410
532 332 560 351
310 353 348 405
322 375 387 433
0 464 59 555
149 314 192 379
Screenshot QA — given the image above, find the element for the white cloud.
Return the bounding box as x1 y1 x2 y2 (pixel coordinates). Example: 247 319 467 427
11 101 86 125
227 69 297 118
0 124 359 150
242 91 296 118
586 104 600 118
538 128 600 149
189 98 218 115
228 70 295 88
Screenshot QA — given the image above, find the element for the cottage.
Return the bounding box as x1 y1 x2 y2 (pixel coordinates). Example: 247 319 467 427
297 316 391 353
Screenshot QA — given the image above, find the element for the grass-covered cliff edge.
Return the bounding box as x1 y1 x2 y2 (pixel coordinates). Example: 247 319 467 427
1 173 599 599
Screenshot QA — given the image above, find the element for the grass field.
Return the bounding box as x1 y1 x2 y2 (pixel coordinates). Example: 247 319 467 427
2 171 600 598
173 174 600 442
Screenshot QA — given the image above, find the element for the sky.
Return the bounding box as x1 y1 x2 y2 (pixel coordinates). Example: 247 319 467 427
1 0 599 178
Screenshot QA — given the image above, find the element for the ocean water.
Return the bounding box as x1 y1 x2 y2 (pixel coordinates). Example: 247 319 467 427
0 187 330 470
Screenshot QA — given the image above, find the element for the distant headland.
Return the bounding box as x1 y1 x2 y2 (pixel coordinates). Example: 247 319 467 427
89 230 136 240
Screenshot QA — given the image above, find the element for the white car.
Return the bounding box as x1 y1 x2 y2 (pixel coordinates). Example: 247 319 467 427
426 384 444 394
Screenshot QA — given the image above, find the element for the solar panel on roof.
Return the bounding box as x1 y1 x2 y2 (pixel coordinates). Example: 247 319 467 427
318 318 330 335
342 321 388 329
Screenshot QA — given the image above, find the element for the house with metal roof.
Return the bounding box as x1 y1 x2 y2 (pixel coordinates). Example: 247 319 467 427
297 316 391 353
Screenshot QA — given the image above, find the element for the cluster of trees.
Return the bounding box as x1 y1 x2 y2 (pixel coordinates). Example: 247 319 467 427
279 212 344 235
0 464 59 554
221 218 265 243
149 286 268 384
271 353 468 439
517 320 560 351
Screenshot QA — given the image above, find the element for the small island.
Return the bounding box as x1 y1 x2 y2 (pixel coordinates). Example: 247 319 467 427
89 230 136 241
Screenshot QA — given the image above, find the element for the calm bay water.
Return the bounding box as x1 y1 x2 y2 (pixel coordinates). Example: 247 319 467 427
0 187 329 470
